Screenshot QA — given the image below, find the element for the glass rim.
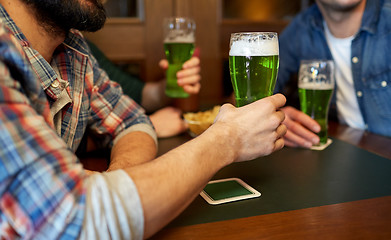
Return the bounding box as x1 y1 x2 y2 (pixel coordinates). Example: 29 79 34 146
164 16 194 20
163 16 195 24
230 32 278 43
163 17 196 33
230 32 278 37
229 31 279 56
298 59 335 87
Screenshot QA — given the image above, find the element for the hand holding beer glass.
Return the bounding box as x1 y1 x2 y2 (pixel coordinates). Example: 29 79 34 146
229 32 279 107
298 60 335 146
163 17 196 98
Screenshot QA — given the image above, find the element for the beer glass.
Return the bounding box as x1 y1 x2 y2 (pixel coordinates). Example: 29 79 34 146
163 17 196 98
229 32 279 107
298 60 335 145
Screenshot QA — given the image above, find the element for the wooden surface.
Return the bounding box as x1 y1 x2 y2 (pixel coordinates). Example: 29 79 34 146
151 196 391 240
328 121 391 160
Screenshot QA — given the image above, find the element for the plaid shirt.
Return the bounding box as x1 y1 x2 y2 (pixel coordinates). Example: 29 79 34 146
0 5 155 239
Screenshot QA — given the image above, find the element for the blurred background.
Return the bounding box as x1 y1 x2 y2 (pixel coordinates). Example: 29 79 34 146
85 0 315 110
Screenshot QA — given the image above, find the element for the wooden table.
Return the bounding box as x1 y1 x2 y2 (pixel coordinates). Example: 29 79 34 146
149 122 391 240
80 121 391 239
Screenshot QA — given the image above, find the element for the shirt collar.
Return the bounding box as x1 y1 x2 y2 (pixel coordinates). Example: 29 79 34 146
0 4 56 92
360 0 382 34
308 4 326 32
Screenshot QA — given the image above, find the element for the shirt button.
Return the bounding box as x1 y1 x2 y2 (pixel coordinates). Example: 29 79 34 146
352 57 359 64
51 80 60 88
357 91 363 97
381 81 387 87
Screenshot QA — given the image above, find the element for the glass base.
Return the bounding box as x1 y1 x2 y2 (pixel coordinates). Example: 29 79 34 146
310 138 333 151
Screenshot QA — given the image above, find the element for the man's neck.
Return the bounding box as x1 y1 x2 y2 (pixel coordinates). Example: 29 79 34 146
0 0 65 62
317 0 367 38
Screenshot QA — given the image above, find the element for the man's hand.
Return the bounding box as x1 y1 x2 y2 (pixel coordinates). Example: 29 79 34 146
141 56 201 113
149 107 187 138
281 106 321 148
159 56 201 95
212 94 287 162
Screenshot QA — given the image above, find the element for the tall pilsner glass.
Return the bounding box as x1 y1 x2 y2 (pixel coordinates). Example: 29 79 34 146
229 32 279 107
298 60 335 145
163 17 196 98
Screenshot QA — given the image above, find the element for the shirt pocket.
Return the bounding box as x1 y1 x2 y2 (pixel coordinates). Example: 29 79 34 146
363 68 391 118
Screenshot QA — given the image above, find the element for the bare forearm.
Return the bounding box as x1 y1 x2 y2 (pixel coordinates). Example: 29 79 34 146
125 124 235 238
122 96 287 238
108 131 157 171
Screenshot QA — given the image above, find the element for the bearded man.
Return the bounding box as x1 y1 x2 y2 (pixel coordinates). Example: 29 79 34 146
0 0 287 239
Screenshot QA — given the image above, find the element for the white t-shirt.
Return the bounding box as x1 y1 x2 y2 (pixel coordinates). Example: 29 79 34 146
324 22 366 129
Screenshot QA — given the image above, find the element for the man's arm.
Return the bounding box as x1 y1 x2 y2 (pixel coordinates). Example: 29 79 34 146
141 56 201 112
141 56 201 138
87 40 145 105
108 131 157 170
125 94 287 238
141 80 168 112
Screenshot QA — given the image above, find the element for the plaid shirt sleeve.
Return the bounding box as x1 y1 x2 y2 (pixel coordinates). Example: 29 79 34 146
0 26 85 239
82 38 157 149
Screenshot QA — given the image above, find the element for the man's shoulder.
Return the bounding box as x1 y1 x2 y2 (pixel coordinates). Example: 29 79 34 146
377 0 391 33
0 21 26 57
295 4 321 21
281 4 322 39
382 0 391 16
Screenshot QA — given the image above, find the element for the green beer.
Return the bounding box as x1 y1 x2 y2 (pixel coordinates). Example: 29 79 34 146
229 32 279 107
163 17 196 98
229 55 279 106
298 60 335 146
164 42 194 98
299 88 333 145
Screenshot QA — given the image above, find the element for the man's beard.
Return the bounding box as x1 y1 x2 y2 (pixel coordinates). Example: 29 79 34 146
22 0 106 34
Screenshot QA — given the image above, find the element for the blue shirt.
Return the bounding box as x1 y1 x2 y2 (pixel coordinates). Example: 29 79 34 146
276 0 391 137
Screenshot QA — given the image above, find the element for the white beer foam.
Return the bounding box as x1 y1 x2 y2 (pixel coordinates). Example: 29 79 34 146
164 33 194 43
299 81 334 90
229 39 279 56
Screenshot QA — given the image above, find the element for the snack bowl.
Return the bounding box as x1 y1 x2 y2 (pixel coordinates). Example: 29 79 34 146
183 106 220 137
184 119 213 137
